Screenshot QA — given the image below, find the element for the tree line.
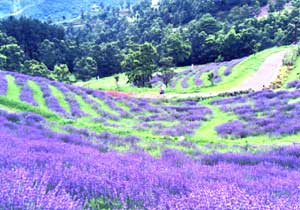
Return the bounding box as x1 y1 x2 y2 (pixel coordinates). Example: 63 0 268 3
0 0 299 87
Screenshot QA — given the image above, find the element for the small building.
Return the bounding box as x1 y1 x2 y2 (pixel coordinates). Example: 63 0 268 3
151 0 159 9
119 9 131 17
91 4 101 13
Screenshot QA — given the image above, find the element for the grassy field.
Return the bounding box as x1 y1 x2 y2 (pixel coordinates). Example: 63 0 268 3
77 46 290 94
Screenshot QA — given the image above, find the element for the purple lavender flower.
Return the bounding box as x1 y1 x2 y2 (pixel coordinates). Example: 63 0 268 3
0 72 7 96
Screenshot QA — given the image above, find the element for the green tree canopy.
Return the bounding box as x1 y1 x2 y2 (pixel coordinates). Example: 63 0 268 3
74 56 97 81
0 43 25 71
122 42 158 87
22 59 50 77
160 30 191 65
51 64 75 83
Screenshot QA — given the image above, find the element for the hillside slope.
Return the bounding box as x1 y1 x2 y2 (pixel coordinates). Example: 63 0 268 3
0 0 135 20
78 46 290 95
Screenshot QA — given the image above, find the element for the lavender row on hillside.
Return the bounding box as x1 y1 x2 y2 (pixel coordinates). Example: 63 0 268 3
153 58 246 89
51 81 87 118
37 81 70 117
14 76 38 106
213 90 300 138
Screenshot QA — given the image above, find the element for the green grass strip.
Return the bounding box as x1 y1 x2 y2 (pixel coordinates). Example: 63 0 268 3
0 95 59 120
74 94 98 116
49 85 71 113
6 75 21 101
27 80 48 108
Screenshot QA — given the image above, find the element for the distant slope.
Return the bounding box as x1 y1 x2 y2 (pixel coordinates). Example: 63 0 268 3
78 46 289 94
0 0 136 20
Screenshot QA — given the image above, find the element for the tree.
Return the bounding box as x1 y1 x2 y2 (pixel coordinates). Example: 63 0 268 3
274 0 286 11
0 32 17 46
51 64 75 83
221 28 243 59
90 42 123 77
122 42 158 87
114 75 120 88
0 16 65 58
208 72 215 86
38 39 66 70
157 57 176 88
0 54 7 69
0 44 25 71
197 14 222 34
22 60 50 77
73 56 97 81
160 30 191 65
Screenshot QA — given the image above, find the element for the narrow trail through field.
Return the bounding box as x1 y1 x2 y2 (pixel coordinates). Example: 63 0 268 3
135 50 288 100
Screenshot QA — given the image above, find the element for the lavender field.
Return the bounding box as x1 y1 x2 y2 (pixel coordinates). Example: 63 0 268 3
1 70 300 209
151 58 246 90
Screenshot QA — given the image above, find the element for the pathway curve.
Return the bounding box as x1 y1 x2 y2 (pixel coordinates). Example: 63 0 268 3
134 50 288 100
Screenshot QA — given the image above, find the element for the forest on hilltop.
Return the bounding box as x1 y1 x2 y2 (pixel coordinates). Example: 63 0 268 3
0 0 299 87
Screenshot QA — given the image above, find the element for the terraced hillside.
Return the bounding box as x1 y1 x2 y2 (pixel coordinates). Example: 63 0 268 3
3 69 300 208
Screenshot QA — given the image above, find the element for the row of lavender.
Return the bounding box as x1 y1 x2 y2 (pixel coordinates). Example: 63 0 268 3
152 57 246 89
0 70 213 138
213 89 300 138
1 108 300 209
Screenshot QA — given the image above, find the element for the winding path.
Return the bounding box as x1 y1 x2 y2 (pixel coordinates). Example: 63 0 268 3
134 50 288 100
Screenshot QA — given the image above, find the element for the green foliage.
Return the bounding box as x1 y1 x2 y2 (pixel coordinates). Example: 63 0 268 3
0 53 7 69
38 39 66 70
114 75 120 88
157 57 176 87
0 1 298 82
160 29 191 65
0 17 65 58
283 47 299 66
122 42 158 87
0 43 25 71
90 42 123 77
51 64 76 83
87 198 122 210
74 56 97 81
22 59 50 78
208 72 215 86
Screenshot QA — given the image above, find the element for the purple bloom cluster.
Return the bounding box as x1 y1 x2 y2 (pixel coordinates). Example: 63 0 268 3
37 81 70 117
1 109 300 209
287 80 300 89
138 104 212 137
14 76 38 106
51 81 87 118
213 90 300 138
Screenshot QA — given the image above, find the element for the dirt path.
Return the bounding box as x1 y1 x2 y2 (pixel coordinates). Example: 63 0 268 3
135 51 288 100
231 50 287 92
